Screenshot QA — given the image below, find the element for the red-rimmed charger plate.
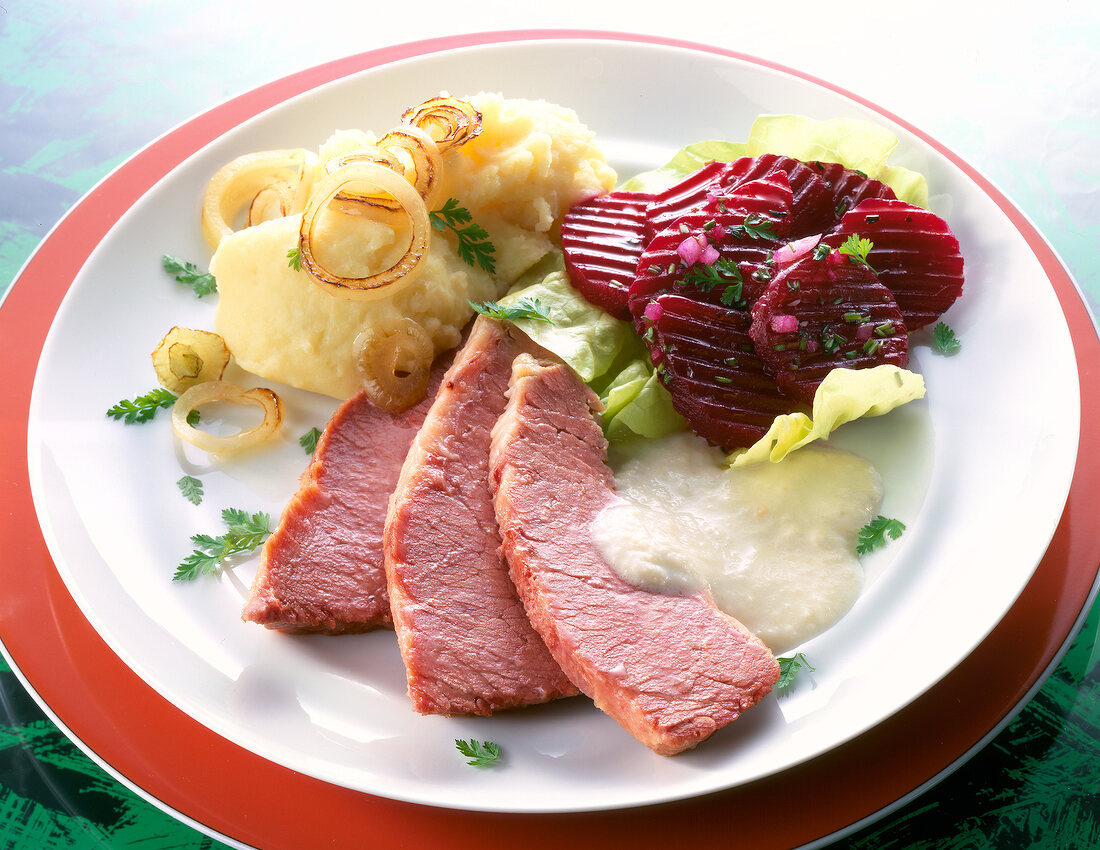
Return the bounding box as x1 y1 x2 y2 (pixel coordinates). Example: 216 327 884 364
2 31 1097 849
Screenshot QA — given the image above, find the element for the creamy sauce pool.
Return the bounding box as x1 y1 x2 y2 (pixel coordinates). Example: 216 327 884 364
592 433 884 654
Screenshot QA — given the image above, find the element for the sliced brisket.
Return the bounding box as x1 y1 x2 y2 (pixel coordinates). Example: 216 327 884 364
241 361 448 634
384 317 578 715
489 354 780 755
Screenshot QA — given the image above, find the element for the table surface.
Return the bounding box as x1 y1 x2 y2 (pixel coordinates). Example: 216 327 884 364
1 3 1097 848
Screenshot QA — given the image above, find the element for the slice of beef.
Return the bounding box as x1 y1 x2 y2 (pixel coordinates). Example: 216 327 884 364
489 354 780 755
242 359 450 633
384 317 578 716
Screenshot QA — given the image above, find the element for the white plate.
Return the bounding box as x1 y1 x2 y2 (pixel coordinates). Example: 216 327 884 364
26 39 1079 813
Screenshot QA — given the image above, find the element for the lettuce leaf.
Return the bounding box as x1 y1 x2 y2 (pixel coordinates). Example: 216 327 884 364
499 254 631 384
745 114 928 207
727 366 926 467
619 115 928 207
619 140 747 193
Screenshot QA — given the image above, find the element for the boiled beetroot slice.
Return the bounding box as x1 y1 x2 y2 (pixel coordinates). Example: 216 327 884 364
627 172 794 327
749 253 908 404
822 198 964 330
561 190 654 320
644 156 768 239
641 294 798 449
645 153 896 241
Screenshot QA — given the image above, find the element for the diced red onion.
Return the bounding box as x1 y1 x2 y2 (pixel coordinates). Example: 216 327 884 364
677 234 703 265
643 301 663 322
770 314 798 333
773 234 821 266
700 243 720 265
856 323 876 340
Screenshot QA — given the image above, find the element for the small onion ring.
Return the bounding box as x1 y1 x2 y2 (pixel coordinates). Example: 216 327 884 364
400 96 482 152
325 145 406 215
201 149 315 249
379 124 444 208
172 381 284 454
352 318 434 412
298 160 430 301
247 179 295 227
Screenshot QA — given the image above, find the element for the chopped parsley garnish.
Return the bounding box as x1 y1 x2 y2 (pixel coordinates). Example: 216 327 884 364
837 233 874 268
454 738 501 767
176 475 204 506
720 282 745 307
932 321 961 355
430 198 496 273
174 508 272 581
299 427 322 454
855 515 906 555
776 653 815 691
469 297 554 324
729 214 779 241
286 246 301 271
162 254 217 297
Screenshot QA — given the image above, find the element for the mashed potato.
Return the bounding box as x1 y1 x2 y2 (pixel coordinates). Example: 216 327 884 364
210 93 616 400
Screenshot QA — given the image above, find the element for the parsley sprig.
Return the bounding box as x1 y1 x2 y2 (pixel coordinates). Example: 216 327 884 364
174 508 272 581
455 739 502 767
299 427 322 454
469 297 554 324
682 256 743 294
162 255 217 298
107 389 199 426
932 321 961 355
431 199 496 274
176 475 204 506
286 247 302 271
856 515 906 555
776 652 815 692
107 388 178 424
837 233 874 268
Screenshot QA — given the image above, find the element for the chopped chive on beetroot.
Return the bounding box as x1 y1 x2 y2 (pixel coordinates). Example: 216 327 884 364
749 253 908 403
821 198 964 331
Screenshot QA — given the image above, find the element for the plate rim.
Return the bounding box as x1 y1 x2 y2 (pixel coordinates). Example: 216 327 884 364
2 28 1098 849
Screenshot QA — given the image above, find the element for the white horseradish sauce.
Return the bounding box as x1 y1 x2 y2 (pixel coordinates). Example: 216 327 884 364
592 432 884 654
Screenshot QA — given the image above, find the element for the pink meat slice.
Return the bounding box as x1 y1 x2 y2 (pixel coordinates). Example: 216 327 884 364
489 354 780 756
242 360 450 633
384 317 578 716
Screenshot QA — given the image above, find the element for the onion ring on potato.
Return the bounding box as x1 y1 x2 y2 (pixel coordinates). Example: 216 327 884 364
298 160 430 301
401 96 482 152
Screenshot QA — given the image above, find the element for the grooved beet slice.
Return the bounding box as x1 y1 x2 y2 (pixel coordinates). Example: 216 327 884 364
646 153 896 240
641 294 798 449
822 198 964 330
749 253 908 403
561 190 655 320
627 172 794 326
